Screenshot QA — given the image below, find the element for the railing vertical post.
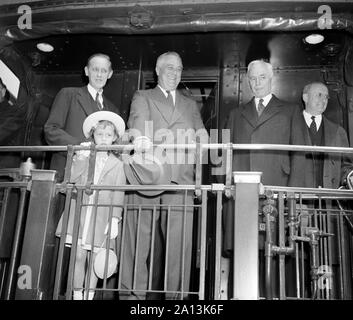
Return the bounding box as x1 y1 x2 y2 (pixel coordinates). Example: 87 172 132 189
232 171 261 300
3 187 28 300
15 170 57 300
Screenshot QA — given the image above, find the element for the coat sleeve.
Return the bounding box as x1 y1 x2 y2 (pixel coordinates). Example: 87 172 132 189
127 91 152 140
70 155 88 183
0 102 26 146
191 100 209 144
338 127 353 184
111 165 126 220
44 88 82 146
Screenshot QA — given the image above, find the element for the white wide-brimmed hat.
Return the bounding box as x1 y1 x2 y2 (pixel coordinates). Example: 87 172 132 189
83 111 125 138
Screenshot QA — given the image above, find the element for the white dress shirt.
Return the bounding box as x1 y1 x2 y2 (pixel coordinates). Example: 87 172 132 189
255 93 272 112
158 85 176 105
87 84 104 107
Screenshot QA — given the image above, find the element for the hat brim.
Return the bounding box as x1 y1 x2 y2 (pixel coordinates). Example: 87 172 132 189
124 151 172 196
83 111 125 139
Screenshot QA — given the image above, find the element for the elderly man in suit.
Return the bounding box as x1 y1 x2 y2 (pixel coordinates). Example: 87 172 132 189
222 59 297 298
225 59 296 186
44 53 118 182
223 60 297 253
287 82 353 297
289 82 353 188
121 51 208 299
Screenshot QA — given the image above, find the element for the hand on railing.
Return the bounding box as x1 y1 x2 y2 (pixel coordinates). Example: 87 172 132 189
75 141 92 159
133 136 152 153
104 217 120 239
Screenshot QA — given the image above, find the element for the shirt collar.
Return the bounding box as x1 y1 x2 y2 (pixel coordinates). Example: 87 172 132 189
255 93 272 108
158 85 175 99
158 85 176 100
87 84 103 100
303 110 322 130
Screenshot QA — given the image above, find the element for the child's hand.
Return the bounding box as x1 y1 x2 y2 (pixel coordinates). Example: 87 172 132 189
76 142 92 158
104 217 120 239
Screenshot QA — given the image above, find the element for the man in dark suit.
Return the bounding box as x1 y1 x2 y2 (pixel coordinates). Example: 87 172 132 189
0 77 26 149
225 59 296 186
121 51 208 299
44 53 118 300
222 60 297 298
289 82 353 188
44 53 117 181
223 59 297 252
287 82 353 298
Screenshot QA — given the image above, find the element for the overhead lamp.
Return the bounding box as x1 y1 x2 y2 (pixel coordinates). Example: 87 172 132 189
36 42 54 52
304 34 324 45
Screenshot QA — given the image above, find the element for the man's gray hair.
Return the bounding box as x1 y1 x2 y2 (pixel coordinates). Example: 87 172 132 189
303 82 327 95
247 60 274 78
156 51 182 69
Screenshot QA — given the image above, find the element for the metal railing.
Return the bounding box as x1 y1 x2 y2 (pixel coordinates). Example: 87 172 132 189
259 186 353 300
0 143 353 300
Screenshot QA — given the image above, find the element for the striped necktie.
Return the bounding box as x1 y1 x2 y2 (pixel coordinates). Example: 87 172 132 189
257 98 265 117
95 92 103 110
166 90 174 106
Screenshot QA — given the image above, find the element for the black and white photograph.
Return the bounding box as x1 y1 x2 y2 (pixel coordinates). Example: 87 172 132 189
0 0 352 315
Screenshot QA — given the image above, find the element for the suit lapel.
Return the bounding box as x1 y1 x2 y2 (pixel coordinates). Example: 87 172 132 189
102 94 117 112
322 116 336 182
240 98 258 128
170 91 186 124
256 95 282 127
150 87 174 124
77 86 99 116
299 112 312 146
323 116 337 147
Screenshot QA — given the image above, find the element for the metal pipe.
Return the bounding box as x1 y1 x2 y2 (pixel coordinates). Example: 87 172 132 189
309 231 320 300
272 195 297 255
263 191 276 300
266 192 299 300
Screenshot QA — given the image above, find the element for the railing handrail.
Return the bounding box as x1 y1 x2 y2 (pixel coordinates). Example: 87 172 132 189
1 143 353 154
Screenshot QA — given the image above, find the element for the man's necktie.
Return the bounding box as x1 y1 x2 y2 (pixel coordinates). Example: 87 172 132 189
257 98 265 117
310 115 317 133
95 92 103 110
166 90 174 106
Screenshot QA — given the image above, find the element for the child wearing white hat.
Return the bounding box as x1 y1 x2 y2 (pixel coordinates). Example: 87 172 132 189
56 111 126 300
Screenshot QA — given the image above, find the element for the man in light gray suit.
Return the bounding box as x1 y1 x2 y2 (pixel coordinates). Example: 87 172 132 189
121 52 208 299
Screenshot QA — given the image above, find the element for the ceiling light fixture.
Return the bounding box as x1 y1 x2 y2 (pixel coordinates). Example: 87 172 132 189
36 42 54 52
304 34 324 45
